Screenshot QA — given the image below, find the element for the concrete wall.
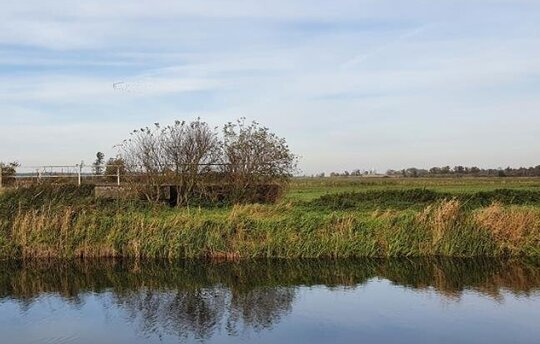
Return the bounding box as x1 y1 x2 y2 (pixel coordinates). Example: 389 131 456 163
94 185 138 200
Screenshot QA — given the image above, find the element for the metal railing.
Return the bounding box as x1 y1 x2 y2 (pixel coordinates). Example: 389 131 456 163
0 162 276 188
1 164 123 187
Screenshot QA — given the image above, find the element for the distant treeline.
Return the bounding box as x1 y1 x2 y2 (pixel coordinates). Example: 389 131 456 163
387 165 540 177
320 165 540 178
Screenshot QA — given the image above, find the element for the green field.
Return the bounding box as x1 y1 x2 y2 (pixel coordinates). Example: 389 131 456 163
1 177 540 259
287 177 540 201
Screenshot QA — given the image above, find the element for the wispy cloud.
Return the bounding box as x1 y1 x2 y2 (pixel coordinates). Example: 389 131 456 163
342 25 432 68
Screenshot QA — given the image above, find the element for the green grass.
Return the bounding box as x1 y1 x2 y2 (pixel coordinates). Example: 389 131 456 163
287 177 540 201
1 177 540 259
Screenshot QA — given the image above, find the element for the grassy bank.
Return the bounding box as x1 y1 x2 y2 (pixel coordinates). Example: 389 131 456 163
1 179 540 258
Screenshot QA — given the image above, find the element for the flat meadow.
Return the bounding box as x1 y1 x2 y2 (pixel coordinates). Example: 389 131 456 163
287 176 540 202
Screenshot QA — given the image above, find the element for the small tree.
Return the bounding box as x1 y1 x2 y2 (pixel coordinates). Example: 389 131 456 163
93 152 105 175
118 123 169 202
222 119 297 202
118 119 222 205
0 161 19 186
161 119 221 205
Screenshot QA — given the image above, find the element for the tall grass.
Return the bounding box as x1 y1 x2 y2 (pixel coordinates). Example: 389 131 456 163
1 184 539 258
2 199 539 259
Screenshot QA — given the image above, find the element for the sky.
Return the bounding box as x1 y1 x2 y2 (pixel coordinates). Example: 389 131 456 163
1 0 539 175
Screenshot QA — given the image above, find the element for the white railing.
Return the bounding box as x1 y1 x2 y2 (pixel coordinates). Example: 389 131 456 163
1 164 122 187
0 162 271 188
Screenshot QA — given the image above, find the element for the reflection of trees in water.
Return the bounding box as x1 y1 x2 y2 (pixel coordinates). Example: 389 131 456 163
228 287 294 333
1 258 540 300
0 258 539 339
116 288 229 340
375 258 540 300
109 286 294 340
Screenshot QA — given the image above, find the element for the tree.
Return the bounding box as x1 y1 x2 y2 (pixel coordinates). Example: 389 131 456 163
440 166 451 174
222 119 297 202
118 119 221 205
429 167 441 174
93 152 105 175
454 166 465 174
118 123 169 202
161 119 221 205
118 118 297 205
0 161 19 186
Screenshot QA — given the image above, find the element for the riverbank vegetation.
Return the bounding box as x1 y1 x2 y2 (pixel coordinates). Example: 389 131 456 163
1 178 540 259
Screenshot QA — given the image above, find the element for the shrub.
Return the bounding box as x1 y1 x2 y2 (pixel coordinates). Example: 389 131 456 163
0 162 19 186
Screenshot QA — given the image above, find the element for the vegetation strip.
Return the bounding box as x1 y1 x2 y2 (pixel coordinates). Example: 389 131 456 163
1 182 539 259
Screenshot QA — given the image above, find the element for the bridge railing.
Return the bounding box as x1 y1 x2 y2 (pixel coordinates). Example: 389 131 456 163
1 164 123 187
0 163 234 188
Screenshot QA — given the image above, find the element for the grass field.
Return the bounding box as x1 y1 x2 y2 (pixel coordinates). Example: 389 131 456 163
1 177 539 259
287 177 540 201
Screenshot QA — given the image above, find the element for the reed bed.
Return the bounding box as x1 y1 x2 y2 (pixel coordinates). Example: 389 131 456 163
1 199 538 259
1 184 540 259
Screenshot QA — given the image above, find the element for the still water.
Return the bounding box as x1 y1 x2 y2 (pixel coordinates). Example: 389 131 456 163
0 258 539 344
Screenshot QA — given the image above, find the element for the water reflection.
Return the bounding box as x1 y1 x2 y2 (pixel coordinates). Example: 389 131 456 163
0 258 539 342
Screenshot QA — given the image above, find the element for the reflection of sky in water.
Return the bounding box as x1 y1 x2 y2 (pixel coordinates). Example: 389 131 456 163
1 279 539 344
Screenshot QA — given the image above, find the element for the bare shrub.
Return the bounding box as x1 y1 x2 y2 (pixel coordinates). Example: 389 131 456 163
118 123 169 202
118 119 222 205
222 119 297 203
0 161 19 186
117 118 297 205
162 119 221 205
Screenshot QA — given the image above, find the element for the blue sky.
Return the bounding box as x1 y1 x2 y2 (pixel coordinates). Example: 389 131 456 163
1 0 539 174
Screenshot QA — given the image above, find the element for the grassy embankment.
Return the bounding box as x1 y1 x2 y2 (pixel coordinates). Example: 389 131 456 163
1 177 540 259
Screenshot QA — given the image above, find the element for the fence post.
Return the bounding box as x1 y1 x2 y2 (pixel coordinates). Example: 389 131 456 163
117 166 121 186
0 165 3 189
78 163 82 186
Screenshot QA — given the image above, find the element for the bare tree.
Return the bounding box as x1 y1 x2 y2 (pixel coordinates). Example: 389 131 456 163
118 119 221 205
118 118 297 205
162 119 221 205
118 123 169 202
222 119 297 202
